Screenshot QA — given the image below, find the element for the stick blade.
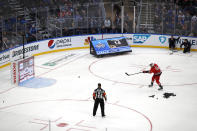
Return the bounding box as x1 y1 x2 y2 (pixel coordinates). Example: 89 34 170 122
125 72 130 76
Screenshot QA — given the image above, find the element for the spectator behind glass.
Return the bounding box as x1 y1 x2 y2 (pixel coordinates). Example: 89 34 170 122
0 40 2 51
2 37 9 50
191 14 197 22
29 24 36 35
104 17 111 33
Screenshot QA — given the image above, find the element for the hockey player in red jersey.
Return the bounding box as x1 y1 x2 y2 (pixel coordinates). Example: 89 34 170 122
143 63 163 90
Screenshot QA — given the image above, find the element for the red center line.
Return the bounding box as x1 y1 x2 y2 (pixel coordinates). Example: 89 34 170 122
0 98 153 131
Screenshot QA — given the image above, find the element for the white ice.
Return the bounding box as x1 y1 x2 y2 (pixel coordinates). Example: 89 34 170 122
0 48 197 131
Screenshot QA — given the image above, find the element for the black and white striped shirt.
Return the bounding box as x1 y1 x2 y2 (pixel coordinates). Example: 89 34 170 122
93 88 106 99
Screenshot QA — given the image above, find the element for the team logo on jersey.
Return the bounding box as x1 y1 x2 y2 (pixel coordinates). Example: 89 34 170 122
159 36 167 44
48 40 55 49
133 34 150 44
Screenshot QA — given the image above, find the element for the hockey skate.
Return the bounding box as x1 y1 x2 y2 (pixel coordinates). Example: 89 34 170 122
148 82 153 88
158 85 163 90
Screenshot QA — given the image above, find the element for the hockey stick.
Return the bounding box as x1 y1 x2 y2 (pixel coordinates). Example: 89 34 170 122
125 72 142 76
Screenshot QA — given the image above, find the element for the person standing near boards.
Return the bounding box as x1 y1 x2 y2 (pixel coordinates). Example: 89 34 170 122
169 35 180 51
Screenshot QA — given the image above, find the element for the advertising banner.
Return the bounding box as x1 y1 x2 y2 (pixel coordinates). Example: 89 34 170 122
0 51 10 66
176 36 197 47
1 33 197 68
90 37 132 55
10 43 39 61
44 35 102 53
123 34 197 49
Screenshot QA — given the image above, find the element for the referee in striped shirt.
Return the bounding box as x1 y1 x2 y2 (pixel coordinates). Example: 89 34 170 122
93 83 107 117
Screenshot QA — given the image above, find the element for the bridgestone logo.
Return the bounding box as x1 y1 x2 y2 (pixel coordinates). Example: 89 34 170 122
0 54 9 62
12 45 39 57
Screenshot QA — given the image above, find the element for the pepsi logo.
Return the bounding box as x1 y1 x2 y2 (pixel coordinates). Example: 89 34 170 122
48 40 55 49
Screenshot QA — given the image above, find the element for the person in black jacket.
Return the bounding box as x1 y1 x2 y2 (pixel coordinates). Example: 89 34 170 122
180 39 191 53
93 83 107 117
168 35 180 51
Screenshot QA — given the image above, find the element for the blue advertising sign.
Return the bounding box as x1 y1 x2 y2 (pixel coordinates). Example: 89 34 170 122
91 37 132 55
133 34 150 44
159 36 167 44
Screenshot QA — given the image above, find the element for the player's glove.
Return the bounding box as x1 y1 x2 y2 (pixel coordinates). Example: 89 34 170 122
143 71 149 73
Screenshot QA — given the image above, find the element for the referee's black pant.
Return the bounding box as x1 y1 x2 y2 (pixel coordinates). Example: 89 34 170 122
93 98 105 116
183 46 191 53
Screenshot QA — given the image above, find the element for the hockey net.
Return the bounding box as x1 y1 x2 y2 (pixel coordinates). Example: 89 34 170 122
11 56 35 85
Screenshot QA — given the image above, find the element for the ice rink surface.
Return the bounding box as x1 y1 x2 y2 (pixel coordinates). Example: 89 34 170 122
0 48 197 131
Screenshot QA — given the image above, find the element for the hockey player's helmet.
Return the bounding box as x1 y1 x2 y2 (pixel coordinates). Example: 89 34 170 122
150 63 154 67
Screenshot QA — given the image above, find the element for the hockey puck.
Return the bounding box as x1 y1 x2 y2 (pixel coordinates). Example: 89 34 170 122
78 76 80 78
